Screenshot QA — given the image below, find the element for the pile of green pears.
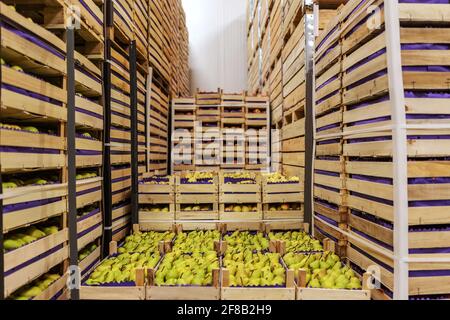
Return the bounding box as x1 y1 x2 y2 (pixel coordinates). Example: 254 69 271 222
283 251 362 290
224 252 285 287
172 230 220 252
10 274 61 300
2 176 56 190
85 251 161 285
0 122 40 134
118 231 175 254
4 225 59 252
155 251 219 286
78 243 98 262
268 231 323 252
223 231 269 253
76 172 98 180
85 231 174 285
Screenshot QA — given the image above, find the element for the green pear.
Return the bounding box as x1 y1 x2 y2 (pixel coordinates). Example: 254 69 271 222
22 286 42 298
21 235 37 244
22 126 39 133
309 278 321 288
27 228 46 239
4 239 22 250
345 269 355 278
309 260 320 270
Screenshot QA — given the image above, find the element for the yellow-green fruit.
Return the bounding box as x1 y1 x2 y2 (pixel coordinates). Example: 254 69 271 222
4 239 23 250
22 286 42 298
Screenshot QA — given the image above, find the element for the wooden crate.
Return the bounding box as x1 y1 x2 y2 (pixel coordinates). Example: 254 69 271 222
0 126 65 171
79 245 146 300
76 136 103 167
264 203 304 220
77 210 103 249
347 239 450 297
4 238 68 298
221 266 296 300
146 269 220 300
2 183 67 232
314 156 346 213
139 175 175 203
262 176 304 215
176 203 219 220
296 269 371 300
76 177 102 209
76 95 104 130
79 246 102 278
220 203 263 221
246 97 269 127
0 3 66 75
219 173 261 202
281 105 306 180
33 273 68 301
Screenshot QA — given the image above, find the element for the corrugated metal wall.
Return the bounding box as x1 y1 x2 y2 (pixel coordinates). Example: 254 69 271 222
183 0 247 93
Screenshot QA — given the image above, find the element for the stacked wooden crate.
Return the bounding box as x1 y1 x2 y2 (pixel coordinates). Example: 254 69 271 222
178 7 190 96
195 90 222 171
148 0 189 175
280 1 306 179
0 0 106 299
313 0 450 299
260 0 271 94
268 0 285 172
148 81 170 175
248 0 262 94
269 0 285 126
133 0 149 66
221 93 247 171
113 0 133 43
139 175 176 224
176 174 219 220
245 95 271 172
171 98 196 172
149 0 189 97
313 10 346 255
109 40 133 242
72 0 105 281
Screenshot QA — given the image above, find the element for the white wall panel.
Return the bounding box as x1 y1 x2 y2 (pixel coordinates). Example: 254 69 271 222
183 0 247 93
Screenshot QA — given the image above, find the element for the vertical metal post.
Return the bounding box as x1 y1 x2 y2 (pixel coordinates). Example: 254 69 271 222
67 25 80 300
102 0 113 257
0 13 4 299
130 41 139 225
384 0 409 300
303 1 316 226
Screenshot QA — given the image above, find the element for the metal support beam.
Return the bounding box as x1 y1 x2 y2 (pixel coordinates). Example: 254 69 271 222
303 3 316 227
67 25 80 300
130 41 139 225
102 0 114 257
384 0 409 300
0 13 4 299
